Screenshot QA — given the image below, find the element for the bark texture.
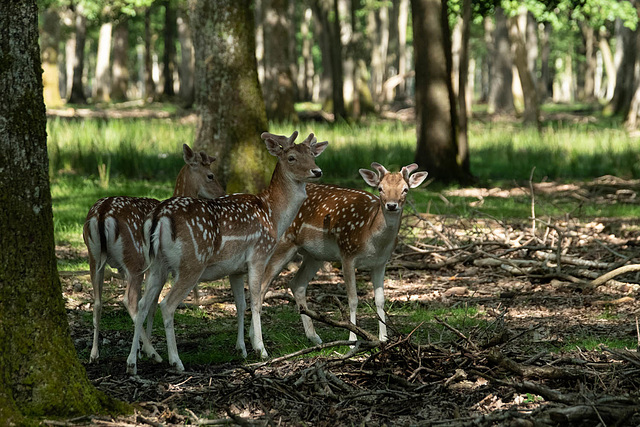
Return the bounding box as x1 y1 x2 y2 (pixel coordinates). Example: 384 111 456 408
0 1 120 422
411 0 469 184
190 0 271 194
488 6 514 114
111 17 129 102
68 5 87 104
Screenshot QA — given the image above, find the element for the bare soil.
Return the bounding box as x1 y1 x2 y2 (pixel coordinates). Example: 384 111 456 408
55 178 640 426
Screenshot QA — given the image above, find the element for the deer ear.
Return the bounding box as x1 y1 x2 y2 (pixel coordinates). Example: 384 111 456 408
359 168 380 187
408 171 428 188
183 144 199 166
311 140 328 157
261 132 284 156
371 162 388 178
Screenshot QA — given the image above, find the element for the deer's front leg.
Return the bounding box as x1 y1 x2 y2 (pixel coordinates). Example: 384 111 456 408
342 258 359 343
248 263 269 359
289 256 324 345
229 273 247 358
370 265 388 342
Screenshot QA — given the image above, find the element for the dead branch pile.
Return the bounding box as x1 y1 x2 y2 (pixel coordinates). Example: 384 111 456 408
392 204 640 296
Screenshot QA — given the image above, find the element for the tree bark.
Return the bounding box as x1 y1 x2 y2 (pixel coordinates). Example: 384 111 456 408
110 17 129 102
539 22 552 101
94 22 112 102
580 22 596 101
508 11 540 127
312 2 333 105
609 11 638 116
163 0 177 98
67 4 87 104
300 7 314 101
262 0 298 122
396 0 409 100
190 0 271 194
369 3 390 106
144 6 156 102
0 1 120 422
457 0 471 174
488 6 514 114
177 7 195 107
411 0 469 184
598 29 616 101
41 8 63 107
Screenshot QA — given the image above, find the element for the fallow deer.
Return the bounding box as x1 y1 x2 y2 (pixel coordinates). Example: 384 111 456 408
84 144 225 363
125 131 328 374
259 162 427 345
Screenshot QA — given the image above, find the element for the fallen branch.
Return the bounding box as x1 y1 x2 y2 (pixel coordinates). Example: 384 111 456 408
299 306 381 344
585 263 640 289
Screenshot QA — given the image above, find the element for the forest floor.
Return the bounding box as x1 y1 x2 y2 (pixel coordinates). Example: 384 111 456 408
53 176 640 426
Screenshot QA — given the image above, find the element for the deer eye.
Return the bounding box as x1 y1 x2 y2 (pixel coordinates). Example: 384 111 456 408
402 187 408 194
207 173 215 181
378 186 384 193
288 155 296 162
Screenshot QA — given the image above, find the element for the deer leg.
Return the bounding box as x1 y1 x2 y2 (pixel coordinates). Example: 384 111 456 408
89 256 105 363
289 256 323 345
124 272 162 362
159 268 203 372
370 265 388 342
248 262 269 359
126 264 166 375
229 273 247 358
341 258 359 343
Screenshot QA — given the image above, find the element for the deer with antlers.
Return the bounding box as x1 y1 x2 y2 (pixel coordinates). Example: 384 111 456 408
125 131 328 374
84 144 225 363
259 162 428 345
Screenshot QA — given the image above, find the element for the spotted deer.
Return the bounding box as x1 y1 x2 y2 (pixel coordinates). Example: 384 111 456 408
84 144 225 363
125 131 328 374
259 163 428 345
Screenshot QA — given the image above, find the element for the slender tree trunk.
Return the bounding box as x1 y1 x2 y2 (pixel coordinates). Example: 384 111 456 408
110 17 129 102
330 0 346 120
68 5 87 104
508 11 540 126
64 11 74 100
312 2 333 105
0 1 120 422
369 3 390 106
539 22 552 101
177 8 195 107
457 0 471 174
609 11 638 116
163 0 177 98
300 7 314 101
411 0 469 184
480 16 493 103
338 0 355 109
94 22 112 102
488 7 514 114
41 8 63 107
144 7 156 102
598 29 616 101
581 22 596 101
262 0 298 122
396 0 409 100
191 0 271 193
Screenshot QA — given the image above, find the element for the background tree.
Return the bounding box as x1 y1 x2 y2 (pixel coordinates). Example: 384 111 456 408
0 0 121 422
190 0 271 193
162 0 177 98
262 0 298 122
67 3 88 104
41 7 64 107
411 0 470 184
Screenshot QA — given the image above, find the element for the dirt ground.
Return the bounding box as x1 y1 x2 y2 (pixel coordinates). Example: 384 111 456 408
54 178 640 426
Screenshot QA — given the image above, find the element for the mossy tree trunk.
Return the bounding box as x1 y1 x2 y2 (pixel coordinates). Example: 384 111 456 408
190 0 272 194
411 0 471 184
0 1 122 423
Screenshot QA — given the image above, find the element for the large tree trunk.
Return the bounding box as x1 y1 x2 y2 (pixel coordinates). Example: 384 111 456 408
94 22 112 102
67 4 87 104
262 0 298 122
369 3 390 106
177 7 195 107
488 6 514 114
110 17 129 102
41 8 63 107
163 0 177 98
0 1 118 422
144 6 156 102
411 0 469 184
312 2 333 105
191 0 271 194
580 22 596 101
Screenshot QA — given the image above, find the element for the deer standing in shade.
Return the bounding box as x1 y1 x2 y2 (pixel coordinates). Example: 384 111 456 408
259 163 428 345
126 131 327 374
84 144 225 363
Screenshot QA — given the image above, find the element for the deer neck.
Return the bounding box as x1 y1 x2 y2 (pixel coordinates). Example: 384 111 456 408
260 162 308 240
172 166 193 197
369 199 403 245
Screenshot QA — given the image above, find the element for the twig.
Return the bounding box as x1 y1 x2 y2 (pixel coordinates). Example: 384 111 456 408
585 264 640 289
529 166 536 235
434 316 479 351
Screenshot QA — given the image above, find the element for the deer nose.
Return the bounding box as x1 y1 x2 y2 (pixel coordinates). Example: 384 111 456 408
386 202 398 211
311 169 322 178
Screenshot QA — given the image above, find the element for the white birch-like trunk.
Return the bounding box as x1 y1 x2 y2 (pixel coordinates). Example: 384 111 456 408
94 22 112 102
